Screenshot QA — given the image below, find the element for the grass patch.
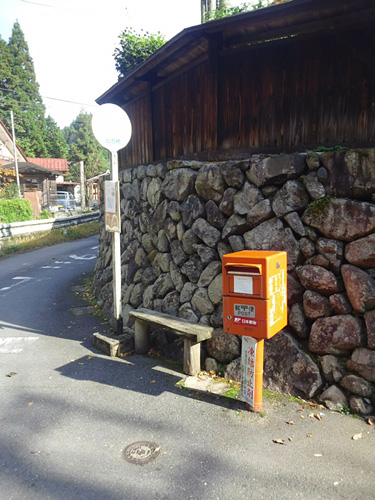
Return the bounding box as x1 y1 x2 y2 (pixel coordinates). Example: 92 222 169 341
80 273 108 323
0 221 99 258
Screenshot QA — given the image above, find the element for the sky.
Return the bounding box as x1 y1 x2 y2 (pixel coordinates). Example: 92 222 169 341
0 0 251 129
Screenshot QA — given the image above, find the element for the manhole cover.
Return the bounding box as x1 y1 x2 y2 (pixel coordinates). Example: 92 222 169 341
122 441 160 465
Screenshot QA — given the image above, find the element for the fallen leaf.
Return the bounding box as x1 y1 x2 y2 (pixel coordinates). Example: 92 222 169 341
286 421 295 425
352 433 363 440
308 413 314 418
308 401 318 408
150 380 156 384
314 413 322 421
28 402 33 407
298 407 305 412
367 417 374 426
6 372 17 377
87 356 93 360
288 437 293 442
306 433 313 438
300 415 305 419
272 439 286 445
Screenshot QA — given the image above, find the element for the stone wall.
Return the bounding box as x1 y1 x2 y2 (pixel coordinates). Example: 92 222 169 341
93 149 375 414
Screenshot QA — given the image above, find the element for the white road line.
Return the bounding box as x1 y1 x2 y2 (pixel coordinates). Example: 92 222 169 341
69 254 96 260
0 277 32 292
0 337 39 353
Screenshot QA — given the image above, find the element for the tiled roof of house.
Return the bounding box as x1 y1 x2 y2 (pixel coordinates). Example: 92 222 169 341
26 157 69 172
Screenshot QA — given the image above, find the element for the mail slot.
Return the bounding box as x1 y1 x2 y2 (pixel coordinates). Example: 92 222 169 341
222 250 287 339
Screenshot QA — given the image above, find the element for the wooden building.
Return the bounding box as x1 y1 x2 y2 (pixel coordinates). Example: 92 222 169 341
97 0 375 169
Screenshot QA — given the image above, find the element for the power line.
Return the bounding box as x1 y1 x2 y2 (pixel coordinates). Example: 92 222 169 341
0 86 96 107
20 0 67 9
42 95 96 107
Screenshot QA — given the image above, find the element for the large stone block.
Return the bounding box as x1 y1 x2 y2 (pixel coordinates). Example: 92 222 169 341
247 153 306 187
161 168 196 201
347 348 375 382
264 330 323 398
303 197 375 242
195 164 225 202
309 315 365 355
206 328 241 363
342 264 375 313
321 149 375 201
296 264 341 296
345 234 375 269
244 218 299 271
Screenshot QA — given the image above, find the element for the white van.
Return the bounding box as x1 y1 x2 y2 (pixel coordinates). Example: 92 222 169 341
56 191 76 210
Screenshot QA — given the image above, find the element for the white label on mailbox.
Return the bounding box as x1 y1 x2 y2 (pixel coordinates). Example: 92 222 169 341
234 303 255 318
234 275 253 295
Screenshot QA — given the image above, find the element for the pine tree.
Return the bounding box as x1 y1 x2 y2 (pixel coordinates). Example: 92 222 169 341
0 36 12 110
64 112 109 182
45 115 69 158
1 21 47 157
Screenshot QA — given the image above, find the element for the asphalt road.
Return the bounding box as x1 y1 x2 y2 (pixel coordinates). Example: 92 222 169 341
1 236 375 500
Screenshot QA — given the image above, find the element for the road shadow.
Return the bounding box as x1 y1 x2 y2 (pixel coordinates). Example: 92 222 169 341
56 353 246 412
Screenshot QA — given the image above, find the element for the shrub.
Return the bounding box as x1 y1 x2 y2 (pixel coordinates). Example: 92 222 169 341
0 198 33 223
37 209 52 220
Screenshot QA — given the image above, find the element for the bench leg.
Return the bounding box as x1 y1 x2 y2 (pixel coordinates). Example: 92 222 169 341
134 319 150 355
183 339 201 376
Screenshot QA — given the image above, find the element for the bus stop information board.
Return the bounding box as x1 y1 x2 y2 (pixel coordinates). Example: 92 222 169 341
104 180 120 232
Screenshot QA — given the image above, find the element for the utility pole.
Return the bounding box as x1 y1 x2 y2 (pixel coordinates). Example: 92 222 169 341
10 111 21 198
80 160 86 210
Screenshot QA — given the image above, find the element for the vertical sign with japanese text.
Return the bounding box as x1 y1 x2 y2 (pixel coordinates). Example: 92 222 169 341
241 336 258 407
104 180 120 232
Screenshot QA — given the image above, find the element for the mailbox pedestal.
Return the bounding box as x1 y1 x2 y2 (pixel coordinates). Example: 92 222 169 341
222 250 287 411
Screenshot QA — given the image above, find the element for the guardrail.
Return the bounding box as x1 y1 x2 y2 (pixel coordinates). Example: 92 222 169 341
0 211 100 239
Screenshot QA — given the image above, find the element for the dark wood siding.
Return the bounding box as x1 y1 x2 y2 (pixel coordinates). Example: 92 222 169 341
120 27 375 168
218 29 375 150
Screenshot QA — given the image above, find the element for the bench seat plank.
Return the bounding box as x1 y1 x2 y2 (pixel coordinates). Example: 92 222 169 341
129 308 213 342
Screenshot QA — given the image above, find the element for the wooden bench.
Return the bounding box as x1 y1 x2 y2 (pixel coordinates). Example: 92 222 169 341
129 308 213 376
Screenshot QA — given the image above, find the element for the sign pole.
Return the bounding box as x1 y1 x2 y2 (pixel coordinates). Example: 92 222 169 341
91 103 132 336
111 151 123 334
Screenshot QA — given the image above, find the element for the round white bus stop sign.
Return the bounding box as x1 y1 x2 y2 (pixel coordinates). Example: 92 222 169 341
91 103 132 153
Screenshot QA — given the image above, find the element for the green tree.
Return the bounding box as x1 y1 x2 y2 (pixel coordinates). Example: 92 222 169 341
0 36 12 106
1 21 47 157
64 112 109 182
202 0 273 22
113 28 166 78
44 115 69 158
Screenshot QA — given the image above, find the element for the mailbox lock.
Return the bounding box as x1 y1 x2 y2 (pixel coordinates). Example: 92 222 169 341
227 315 232 320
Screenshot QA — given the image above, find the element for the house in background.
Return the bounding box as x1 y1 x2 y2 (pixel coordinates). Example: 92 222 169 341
0 119 73 216
26 158 80 206
86 170 109 208
0 118 27 167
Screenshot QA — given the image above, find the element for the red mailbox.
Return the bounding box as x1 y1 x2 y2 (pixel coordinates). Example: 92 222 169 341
222 250 288 412
222 250 287 339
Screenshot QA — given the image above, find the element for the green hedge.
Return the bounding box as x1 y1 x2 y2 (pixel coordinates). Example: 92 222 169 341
0 199 33 223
